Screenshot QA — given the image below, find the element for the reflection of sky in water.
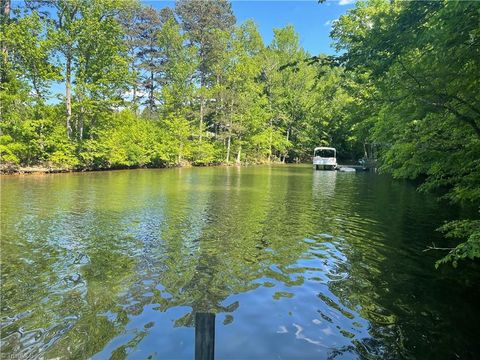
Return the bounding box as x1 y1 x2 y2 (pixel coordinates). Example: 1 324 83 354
213 238 374 359
1 166 479 359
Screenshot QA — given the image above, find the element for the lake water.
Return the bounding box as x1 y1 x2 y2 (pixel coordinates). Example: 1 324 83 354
1 166 479 359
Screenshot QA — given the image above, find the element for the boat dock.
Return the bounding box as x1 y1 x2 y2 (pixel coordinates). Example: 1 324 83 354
337 164 368 172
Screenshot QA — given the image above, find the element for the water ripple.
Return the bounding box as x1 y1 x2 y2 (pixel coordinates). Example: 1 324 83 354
1 166 478 359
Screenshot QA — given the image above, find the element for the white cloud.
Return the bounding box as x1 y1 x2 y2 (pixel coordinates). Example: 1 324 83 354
324 19 338 27
338 0 355 5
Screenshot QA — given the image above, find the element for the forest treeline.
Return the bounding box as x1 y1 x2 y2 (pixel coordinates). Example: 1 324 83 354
0 0 479 266
0 0 357 170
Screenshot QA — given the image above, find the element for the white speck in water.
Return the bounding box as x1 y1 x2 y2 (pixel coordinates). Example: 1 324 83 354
277 325 288 334
321 327 333 336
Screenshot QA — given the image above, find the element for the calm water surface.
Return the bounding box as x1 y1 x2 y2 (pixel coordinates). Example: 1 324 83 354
1 166 479 359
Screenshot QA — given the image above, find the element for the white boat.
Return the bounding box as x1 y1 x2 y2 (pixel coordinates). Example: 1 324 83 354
313 147 337 170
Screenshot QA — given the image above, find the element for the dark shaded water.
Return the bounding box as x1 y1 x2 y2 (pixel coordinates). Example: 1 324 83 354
1 166 479 359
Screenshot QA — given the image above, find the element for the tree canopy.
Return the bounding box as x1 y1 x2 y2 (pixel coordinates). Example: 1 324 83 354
330 0 480 267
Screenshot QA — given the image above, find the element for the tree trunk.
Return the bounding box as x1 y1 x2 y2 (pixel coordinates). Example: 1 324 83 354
75 90 83 140
0 0 10 85
268 119 273 163
0 0 10 128
79 103 84 140
199 69 206 142
65 52 73 138
199 98 204 142
178 144 183 165
132 62 138 114
226 135 231 163
133 84 137 111
236 145 241 164
282 127 290 163
149 70 154 117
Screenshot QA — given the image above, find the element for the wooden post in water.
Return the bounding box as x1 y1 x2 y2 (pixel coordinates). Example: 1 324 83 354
195 312 215 360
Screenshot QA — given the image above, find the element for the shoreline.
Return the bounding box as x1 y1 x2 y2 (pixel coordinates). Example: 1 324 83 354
0 161 298 176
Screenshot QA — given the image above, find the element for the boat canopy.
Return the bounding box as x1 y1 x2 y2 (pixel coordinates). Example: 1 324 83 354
314 147 336 156
314 147 336 152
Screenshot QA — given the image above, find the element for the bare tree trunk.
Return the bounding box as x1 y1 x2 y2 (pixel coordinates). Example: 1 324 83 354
75 91 81 140
0 0 10 84
226 135 231 163
268 119 273 163
178 144 183 165
79 101 84 140
65 52 73 138
225 99 234 163
132 63 138 114
150 70 154 112
199 98 204 142
75 112 78 138
236 144 241 164
282 127 290 163
0 0 10 126
199 68 206 143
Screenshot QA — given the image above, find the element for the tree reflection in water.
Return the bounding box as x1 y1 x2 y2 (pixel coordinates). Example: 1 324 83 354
1 167 479 359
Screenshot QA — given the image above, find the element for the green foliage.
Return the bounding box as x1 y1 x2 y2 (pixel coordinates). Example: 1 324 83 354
190 141 217 165
332 0 480 266
156 114 192 165
437 220 480 268
1 11 60 98
0 135 23 165
80 111 159 169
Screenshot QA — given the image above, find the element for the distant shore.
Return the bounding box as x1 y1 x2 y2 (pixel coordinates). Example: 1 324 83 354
0 165 73 175
0 161 296 175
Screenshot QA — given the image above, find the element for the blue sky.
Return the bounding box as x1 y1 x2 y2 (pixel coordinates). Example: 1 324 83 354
13 0 356 101
146 0 356 55
12 0 356 55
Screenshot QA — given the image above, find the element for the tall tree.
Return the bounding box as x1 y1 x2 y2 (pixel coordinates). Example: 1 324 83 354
260 25 312 162
25 0 82 138
135 6 164 117
0 0 11 84
24 0 131 140
175 0 236 141
222 20 266 163
156 16 198 164
157 13 197 117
